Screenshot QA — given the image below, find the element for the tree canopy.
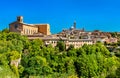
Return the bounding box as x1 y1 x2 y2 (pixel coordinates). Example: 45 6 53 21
0 30 120 78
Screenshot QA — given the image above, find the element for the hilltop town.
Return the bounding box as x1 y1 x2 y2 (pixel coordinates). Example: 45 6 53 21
0 16 119 78
9 16 119 49
1 0 120 77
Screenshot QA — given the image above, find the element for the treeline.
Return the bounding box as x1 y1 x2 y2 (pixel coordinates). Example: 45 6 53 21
0 30 120 78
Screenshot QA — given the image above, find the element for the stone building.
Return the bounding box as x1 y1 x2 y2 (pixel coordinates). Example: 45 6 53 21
28 36 94 49
9 16 51 35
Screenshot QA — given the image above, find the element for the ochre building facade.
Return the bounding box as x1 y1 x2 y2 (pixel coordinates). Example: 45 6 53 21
28 36 94 49
9 16 51 35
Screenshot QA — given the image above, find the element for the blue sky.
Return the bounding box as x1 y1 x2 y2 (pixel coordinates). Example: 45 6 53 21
0 0 120 33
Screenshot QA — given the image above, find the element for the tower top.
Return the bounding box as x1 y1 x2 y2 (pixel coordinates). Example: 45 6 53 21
17 16 23 23
73 21 76 29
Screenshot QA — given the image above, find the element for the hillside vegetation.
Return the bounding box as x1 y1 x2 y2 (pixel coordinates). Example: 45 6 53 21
0 30 120 78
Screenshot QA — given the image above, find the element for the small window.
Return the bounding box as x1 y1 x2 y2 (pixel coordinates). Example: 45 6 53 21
14 24 19 29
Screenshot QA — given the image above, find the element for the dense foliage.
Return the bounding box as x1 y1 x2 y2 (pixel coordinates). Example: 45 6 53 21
0 30 120 78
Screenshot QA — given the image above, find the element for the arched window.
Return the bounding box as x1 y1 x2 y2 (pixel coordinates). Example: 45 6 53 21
26 29 28 35
23 29 25 34
29 29 30 35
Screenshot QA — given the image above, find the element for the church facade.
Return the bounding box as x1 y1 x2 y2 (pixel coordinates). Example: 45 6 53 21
9 16 51 35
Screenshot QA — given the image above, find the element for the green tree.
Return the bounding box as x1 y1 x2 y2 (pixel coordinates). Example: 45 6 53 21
67 44 74 51
2 28 9 33
56 41 66 52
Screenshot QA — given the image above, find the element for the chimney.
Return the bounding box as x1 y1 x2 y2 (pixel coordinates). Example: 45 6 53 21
17 16 23 23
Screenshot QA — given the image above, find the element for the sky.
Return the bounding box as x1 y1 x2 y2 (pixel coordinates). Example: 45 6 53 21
0 0 120 33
